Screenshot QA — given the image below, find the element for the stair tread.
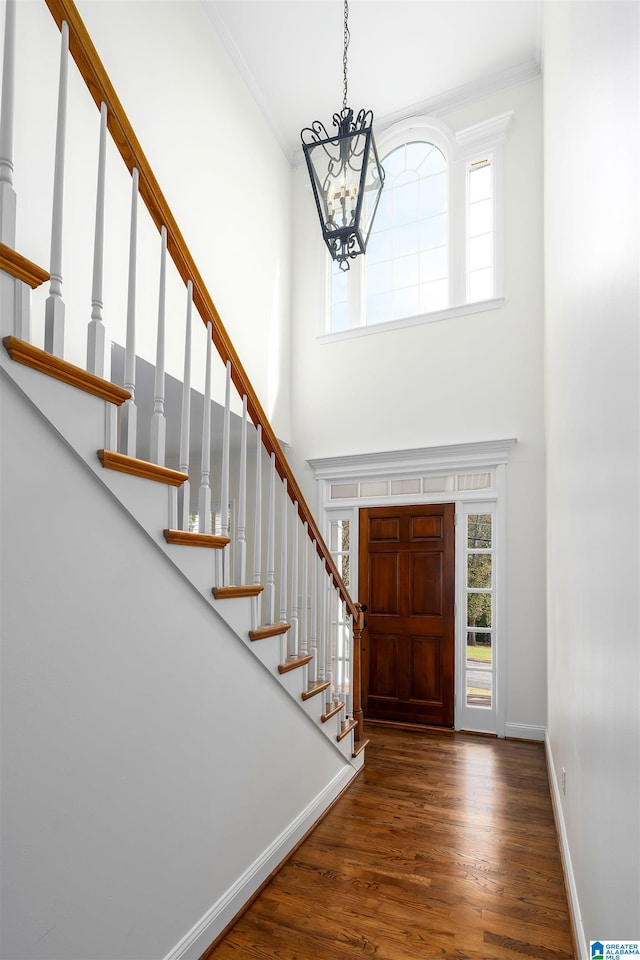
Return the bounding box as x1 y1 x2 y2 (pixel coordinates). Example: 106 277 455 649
321 700 345 723
337 717 358 742
278 653 313 675
4 337 130 405
98 450 187 486
301 679 331 701
0 243 49 288
163 529 230 549
249 623 291 642
212 584 264 599
352 737 370 758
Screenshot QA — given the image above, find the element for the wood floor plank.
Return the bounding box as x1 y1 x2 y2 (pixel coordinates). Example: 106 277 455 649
202 726 575 960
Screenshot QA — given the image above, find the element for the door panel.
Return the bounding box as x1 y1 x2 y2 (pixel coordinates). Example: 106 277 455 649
359 503 455 726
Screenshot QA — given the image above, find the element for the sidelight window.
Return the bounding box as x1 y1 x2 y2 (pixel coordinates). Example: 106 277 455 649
465 512 494 709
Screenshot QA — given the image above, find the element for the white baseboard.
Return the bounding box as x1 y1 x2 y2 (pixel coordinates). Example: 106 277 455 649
162 764 357 960
544 732 587 960
504 722 545 741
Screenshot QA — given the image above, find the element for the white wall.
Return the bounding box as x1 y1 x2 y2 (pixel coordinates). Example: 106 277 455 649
0 371 349 960
543 1 640 950
290 79 547 734
8 0 292 440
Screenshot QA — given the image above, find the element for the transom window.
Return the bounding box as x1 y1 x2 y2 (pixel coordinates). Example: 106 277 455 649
325 113 513 338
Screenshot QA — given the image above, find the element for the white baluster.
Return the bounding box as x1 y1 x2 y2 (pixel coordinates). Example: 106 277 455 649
0 0 16 245
253 426 263 584
44 20 69 358
149 226 167 466
308 541 318 682
177 281 193 530
300 521 309 656
251 424 263 631
317 554 326 685
235 395 248 586
289 504 299 658
324 576 332 705
279 479 288 640
219 360 231 585
198 321 213 535
120 168 138 457
265 452 276 625
344 602 353 716
87 102 107 376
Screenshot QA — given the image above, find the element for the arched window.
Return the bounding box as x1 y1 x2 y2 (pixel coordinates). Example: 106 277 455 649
326 113 513 337
366 140 448 323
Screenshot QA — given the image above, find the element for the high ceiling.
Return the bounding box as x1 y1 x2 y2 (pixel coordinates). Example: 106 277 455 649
204 0 542 165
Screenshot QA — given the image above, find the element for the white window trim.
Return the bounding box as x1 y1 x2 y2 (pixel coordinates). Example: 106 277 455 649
309 438 515 737
320 111 513 339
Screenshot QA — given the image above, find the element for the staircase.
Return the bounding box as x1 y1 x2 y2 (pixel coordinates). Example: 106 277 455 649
0 2 367 958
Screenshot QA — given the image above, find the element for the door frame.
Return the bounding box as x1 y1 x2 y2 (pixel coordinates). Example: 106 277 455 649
309 439 515 737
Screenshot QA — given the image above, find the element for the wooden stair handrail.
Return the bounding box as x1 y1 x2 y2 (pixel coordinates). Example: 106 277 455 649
43 0 357 619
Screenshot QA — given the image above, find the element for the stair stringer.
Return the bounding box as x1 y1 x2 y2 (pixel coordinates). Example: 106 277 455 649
0 348 362 764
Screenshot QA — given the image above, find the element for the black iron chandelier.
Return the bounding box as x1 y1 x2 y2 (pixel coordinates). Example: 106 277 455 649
301 0 385 271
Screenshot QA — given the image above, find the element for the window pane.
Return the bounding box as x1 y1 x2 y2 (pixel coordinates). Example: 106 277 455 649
468 514 492 548
394 253 420 289
420 278 448 313
366 291 393 325
331 301 348 332
420 246 447 281
466 669 492 708
420 172 447 218
468 554 492 588
382 146 407 178
468 267 494 302
469 233 493 271
469 198 493 236
394 221 420 257
332 269 347 303
420 214 447 251
367 229 392 264
375 189 393 230
467 630 492 668
392 285 420 320
393 179 420 226
330 520 349 552
367 259 393 297
468 593 492 629
406 141 434 171
336 552 350 586
421 146 447 176
469 163 492 203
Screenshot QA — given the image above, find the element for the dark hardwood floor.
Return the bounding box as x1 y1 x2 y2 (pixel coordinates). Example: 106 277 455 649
204 724 575 960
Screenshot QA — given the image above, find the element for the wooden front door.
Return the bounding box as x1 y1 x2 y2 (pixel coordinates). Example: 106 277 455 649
359 503 455 726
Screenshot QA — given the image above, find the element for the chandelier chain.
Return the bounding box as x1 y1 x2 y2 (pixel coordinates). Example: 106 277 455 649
342 0 350 112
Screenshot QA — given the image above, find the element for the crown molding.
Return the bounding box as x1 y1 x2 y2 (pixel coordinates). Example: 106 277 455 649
308 439 518 482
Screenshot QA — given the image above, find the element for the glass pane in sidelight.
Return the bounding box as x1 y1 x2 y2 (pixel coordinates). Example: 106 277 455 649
469 163 492 203
469 198 493 237
466 630 492 668
467 554 492 588
467 592 492 629
467 514 492 549
466 669 492 708
468 266 494 302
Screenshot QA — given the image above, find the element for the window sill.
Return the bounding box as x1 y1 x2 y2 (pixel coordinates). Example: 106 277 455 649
318 296 505 344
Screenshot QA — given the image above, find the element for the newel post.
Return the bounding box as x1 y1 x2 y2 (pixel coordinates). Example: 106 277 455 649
352 601 366 742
